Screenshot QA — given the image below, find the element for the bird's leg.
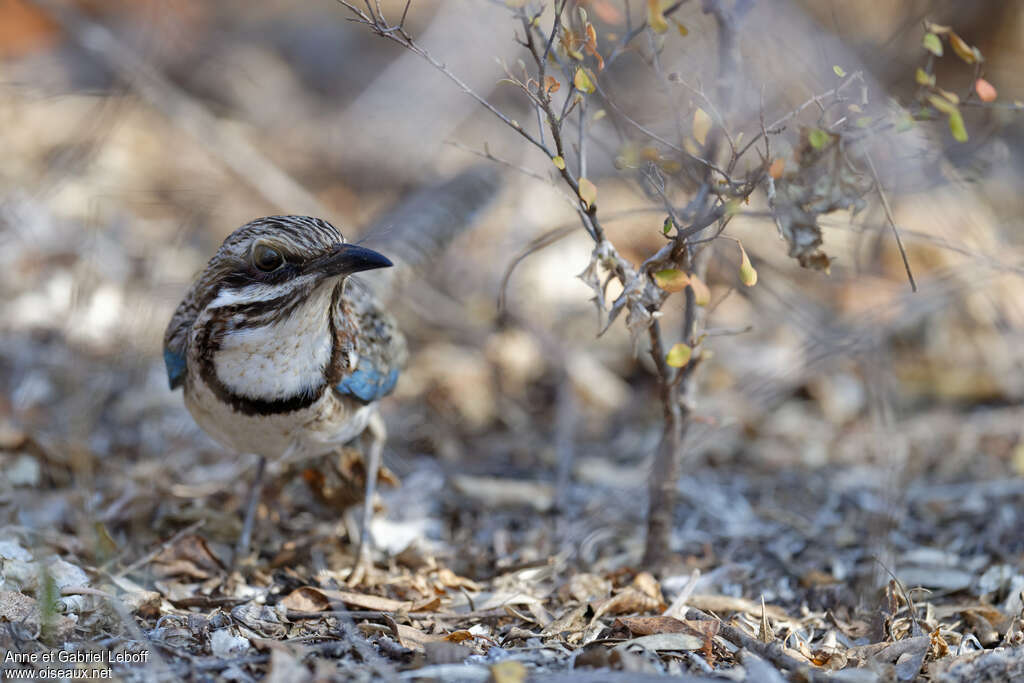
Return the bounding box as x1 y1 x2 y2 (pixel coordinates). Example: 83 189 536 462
348 412 385 586
235 455 267 563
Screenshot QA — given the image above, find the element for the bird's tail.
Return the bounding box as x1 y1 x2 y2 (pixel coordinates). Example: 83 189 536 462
357 166 502 300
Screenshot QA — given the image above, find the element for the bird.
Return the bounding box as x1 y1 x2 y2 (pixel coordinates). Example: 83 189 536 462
163 168 499 579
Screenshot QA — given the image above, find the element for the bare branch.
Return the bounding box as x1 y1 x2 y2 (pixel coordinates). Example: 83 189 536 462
865 151 917 292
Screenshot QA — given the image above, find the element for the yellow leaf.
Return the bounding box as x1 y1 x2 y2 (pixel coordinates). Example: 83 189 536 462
640 146 661 161
915 68 935 86
614 143 639 169
674 20 688 36
552 156 566 170
593 109 607 121
647 0 668 33
738 242 757 286
927 94 958 116
574 67 596 94
692 107 712 146
949 32 976 63
578 177 597 208
689 275 711 306
665 343 692 368
832 65 846 77
653 269 689 293
975 78 997 102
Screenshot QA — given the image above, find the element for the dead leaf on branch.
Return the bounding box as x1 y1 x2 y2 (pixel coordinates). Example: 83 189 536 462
769 126 872 271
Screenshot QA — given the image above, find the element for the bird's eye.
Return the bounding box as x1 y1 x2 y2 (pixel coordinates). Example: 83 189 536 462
253 244 284 272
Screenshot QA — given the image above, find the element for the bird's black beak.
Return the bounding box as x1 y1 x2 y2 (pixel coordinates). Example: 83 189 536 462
310 244 393 277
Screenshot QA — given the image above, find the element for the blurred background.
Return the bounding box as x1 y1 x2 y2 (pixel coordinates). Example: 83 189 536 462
1 0 1023 595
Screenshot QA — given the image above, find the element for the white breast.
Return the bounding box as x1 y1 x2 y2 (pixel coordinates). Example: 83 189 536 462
213 285 334 401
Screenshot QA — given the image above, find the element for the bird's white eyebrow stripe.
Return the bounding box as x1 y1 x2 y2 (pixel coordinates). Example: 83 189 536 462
208 276 318 309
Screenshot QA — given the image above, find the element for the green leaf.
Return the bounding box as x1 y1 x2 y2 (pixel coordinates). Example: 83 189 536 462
665 343 692 368
808 128 830 149
573 67 596 94
724 199 743 216
856 116 873 128
663 217 673 235
653 268 689 293
832 65 846 78
948 109 968 142
927 93 958 116
922 32 943 56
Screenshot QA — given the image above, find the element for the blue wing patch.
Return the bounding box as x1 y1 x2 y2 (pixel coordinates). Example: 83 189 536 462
164 348 187 390
336 361 400 403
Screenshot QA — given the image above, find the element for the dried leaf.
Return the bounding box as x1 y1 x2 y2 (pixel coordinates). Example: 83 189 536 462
316 589 410 612
578 177 597 208
280 586 330 613
593 587 664 619
615 615 689 635
647 0 668 33
666 343 691 368
631 572 665 603
949 32 976 63
692 107 712 146
444 629 474 643
688 275 711 306
615 633 703 651
976 78 997 102
491 660 528 683
768 158 785 179
922 32 943 56
674 20 688 36
544 76 560 94
152 535 225 580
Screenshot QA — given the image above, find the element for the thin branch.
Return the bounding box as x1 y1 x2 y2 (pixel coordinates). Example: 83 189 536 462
498 224 581 315
444 141 548 182
336 0 553 157
865 151 917 292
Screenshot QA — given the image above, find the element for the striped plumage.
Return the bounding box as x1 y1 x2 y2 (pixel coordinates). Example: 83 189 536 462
162 168 500 569
164 215 405 462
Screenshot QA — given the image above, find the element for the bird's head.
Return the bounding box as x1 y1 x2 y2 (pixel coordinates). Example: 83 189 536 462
199 216 392 309
163 216 392 389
